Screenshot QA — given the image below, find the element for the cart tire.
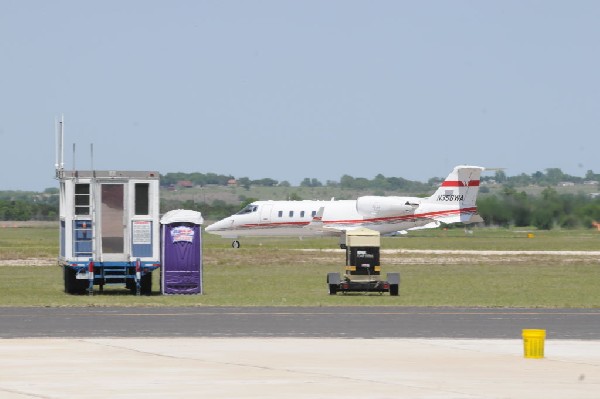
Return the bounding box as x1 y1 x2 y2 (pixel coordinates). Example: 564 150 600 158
328 284 338 295
390 284 399 296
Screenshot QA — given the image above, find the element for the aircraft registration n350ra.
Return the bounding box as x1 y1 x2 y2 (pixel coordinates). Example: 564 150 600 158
205 165 485 248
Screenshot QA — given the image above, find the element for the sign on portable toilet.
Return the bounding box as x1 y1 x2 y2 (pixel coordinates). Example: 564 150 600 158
160 209 204 295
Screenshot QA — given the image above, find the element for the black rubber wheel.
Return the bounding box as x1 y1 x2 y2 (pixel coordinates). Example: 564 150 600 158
64 266 88 295
389 284 399 296
140 273 152 295
63 266 72 293
328 284 338 295
232 240 240 249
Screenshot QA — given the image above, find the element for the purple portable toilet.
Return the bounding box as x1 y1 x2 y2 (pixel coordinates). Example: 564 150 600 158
160 210 204 294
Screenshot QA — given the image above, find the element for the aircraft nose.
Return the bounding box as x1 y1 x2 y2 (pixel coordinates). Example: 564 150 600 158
205 218 230 233
205 222 218 232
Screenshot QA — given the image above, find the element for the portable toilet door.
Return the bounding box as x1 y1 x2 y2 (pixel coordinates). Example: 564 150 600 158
160 210 204 295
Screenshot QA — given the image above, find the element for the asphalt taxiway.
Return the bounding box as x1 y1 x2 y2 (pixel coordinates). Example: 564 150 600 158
1 306 599 339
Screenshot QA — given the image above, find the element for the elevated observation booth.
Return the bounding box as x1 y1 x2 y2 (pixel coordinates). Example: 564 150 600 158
55 118 161 295
57 170 161 295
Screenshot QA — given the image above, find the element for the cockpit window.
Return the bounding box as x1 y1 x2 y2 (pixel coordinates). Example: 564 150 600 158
235 204 258 215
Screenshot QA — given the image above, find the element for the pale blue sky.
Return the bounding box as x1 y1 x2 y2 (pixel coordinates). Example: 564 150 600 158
1 0 599 190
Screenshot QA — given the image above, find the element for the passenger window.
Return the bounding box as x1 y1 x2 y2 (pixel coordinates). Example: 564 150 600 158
300 211 305 218
278 211 283 218
289 211 294 217
312 211 317 217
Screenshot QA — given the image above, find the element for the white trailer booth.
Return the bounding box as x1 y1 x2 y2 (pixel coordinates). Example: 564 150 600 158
58 170 161 295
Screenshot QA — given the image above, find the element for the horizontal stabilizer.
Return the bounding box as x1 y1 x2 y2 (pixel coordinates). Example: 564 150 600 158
436 213 483 225
409 221 442 231
466 214 484 224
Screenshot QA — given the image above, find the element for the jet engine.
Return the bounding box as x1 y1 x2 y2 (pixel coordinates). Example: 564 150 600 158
356 196 418 218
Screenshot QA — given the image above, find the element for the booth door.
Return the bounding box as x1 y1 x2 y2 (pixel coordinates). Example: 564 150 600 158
100 183 125 260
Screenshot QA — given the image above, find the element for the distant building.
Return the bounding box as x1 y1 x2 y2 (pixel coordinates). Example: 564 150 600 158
584 180 599 185
177 180 194 188
558 182 575 187
227 179 237 187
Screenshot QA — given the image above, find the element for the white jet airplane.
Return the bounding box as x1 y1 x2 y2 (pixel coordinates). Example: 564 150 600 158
205 165 485 247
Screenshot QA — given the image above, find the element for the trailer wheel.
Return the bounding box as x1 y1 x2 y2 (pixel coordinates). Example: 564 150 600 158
328 284 338 295
63 266 72 293
64 266 87 295
389 284 399 296
140 273 152 295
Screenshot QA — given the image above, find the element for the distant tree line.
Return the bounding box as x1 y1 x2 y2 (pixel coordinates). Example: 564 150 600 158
484 168 600 186
339 174 433 192
166 189 600 229
3 168 600 227
478 187 600 230
5 189 600 229
160 168 600 191
160 199 241 221
160 172 437 192
161 172 235 187
0 189 58 221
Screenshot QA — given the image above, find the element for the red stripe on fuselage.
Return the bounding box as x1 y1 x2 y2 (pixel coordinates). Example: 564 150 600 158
236 207 478 230
441 180 480 187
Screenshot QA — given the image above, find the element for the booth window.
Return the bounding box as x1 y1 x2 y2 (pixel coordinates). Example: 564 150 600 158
135 183 150 215
74 183 90 215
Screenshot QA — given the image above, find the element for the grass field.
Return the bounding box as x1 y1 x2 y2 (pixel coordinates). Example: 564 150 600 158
1 224 599 307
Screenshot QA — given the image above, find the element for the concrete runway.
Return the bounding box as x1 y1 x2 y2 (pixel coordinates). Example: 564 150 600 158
1 307 599 398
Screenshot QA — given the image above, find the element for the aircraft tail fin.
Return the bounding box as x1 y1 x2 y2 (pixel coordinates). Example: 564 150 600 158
421 165 485 224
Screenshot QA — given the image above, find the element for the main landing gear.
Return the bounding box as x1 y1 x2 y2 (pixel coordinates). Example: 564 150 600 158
232 240 240 248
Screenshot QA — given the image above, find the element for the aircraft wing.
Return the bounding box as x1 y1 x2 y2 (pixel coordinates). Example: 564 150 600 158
388 213 483 236
434 213 484 225
386 221 441 236
304 207 325 230
303 207 362 234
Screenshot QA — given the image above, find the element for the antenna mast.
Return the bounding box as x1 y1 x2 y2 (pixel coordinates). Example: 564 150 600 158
55 115 65 178
90 143 96 178
72 143 76 176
